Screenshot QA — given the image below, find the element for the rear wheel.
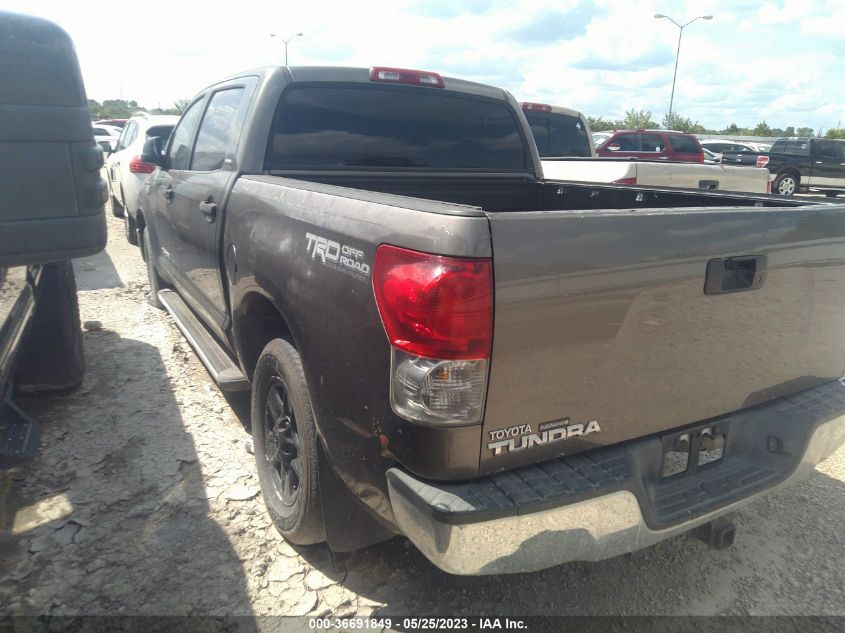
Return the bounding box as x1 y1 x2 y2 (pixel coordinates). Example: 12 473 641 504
142 229 164 310
825 192 839 198
124 212 138 246
774 172 798 196
110 181 125 218
252 338 325 545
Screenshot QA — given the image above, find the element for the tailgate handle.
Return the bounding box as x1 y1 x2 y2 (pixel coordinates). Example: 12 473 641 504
704 255 767 295
698 179 719 189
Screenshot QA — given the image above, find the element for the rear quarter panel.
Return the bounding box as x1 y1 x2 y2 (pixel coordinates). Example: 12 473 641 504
224 176 492 522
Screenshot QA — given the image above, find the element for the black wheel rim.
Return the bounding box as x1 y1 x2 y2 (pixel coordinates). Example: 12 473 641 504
263 376 301 507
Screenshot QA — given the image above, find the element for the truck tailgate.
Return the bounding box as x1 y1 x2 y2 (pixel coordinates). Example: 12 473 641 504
481 205 845 474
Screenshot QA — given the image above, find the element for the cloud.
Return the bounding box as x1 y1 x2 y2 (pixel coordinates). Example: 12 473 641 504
571 47 675 71
507 4 598 45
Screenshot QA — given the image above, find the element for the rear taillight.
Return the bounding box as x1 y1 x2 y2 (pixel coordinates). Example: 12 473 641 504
128 155 156 174
756 156 770 167
767 180 772 194
521 102 552 112
370 66 444 88
373 244 492 425
612 177 638 185
697 152 705 163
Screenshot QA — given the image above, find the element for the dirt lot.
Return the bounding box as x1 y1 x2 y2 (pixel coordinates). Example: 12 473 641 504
1 210 844 620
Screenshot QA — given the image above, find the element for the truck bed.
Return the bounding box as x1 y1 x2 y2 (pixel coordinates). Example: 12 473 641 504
247 173 845 475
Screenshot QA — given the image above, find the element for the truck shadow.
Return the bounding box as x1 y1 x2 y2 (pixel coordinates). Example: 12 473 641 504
0 329 258 626
73 249 124 291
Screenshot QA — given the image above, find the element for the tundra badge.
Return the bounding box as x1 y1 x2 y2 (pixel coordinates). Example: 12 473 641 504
487 418 601 455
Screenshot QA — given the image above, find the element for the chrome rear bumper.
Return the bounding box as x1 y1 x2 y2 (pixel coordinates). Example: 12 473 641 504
388 382 845 575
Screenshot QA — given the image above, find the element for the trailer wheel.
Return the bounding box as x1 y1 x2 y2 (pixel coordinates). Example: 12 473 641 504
252 338 325 545
142 229 164 309
774 172 798 196
16 261 84 392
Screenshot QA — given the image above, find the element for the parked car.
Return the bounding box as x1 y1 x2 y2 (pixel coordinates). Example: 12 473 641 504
723 137 845 196
134 65 845 575
92 124 121 152
592 131 613 147
701 147 720 163
1 12 107 468
699 139 758 162
596 129 704 162
94 118 127 129
520 103 594 157
104 112 178 244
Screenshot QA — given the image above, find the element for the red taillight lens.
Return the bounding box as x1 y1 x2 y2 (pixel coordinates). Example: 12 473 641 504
521 102 552 112
372 245 492 361
612 177 638 185
369 66 444 88
756 156 770 167
698 152 705 163
129 156 156 174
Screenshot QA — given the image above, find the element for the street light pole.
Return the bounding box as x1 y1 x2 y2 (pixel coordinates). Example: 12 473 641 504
270 32 303 66
654 14 712 124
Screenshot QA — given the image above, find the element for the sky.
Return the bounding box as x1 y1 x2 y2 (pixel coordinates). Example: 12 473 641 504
5 0 844 132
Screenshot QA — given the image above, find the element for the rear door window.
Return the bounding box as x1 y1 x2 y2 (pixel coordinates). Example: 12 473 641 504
639 133 665 152
667 134 699 153
265 85 527 170
816 141 837 159
610 133 639 151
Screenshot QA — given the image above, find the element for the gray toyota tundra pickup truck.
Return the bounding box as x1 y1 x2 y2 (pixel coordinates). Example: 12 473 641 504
136 65 845 575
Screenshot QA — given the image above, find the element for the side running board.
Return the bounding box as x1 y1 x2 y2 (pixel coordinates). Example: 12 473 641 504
157 289 250 391
0 400 40 469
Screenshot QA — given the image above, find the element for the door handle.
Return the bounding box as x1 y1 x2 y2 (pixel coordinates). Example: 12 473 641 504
199 200 218 223
164 187 174 201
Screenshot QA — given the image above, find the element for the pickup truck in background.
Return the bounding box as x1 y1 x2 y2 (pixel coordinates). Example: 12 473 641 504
0 12 108 468
136 65 845 575
723 137 845 197
524 104 770 193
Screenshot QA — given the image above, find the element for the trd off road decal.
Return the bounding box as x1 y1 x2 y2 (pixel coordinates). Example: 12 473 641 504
487 418 601 455
305 232 371 281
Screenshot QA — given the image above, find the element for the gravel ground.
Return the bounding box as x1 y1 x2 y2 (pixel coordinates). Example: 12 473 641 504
0 209 844 621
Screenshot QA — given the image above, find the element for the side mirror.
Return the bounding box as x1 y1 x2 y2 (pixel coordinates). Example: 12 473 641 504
0 11 106 267
98 140 113 155
141 137 165 167
607 144 621 152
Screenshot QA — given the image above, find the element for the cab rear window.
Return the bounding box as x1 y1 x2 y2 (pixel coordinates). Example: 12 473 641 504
524 111 592 157
265 85 528 171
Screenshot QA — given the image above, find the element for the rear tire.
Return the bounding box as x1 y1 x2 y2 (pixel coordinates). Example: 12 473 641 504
124 212 139 246
825 192 839 198
773 172 798 196
15 261 84 392
142 229 165 310
252 338 325 545
110 182 125 218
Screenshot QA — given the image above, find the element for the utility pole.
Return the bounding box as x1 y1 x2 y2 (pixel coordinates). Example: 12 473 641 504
654 14 713 124
270 32 303 66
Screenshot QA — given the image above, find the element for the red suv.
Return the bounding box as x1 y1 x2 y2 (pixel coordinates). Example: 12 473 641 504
595 129 704 162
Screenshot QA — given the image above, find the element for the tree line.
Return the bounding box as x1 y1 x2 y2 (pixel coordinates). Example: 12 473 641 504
88 98 190 120
587 109 844 139
89 98 845 140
